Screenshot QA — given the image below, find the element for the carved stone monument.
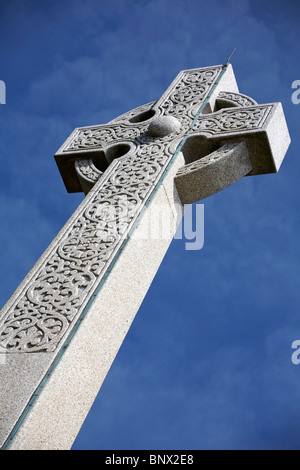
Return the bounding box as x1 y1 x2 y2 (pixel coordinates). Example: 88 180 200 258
0 63 290 450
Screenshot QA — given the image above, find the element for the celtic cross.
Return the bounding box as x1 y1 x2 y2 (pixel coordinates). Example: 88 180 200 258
0 63 290 449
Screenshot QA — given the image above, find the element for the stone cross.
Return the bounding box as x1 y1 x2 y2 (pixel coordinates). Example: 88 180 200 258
0 64 290 450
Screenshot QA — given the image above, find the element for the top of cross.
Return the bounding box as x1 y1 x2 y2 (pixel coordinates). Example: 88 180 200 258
54 64 290 201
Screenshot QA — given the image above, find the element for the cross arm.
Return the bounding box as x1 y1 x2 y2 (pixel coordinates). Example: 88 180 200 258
174 99 290 204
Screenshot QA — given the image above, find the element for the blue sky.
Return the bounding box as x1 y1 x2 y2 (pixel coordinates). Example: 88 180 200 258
0 0 299 450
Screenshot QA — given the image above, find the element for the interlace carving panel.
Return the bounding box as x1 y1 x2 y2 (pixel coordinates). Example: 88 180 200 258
194 105 272 135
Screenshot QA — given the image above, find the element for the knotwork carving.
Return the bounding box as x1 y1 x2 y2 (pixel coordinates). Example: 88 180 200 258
75 159 102 183
193 105 272 135
217 91 257 107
